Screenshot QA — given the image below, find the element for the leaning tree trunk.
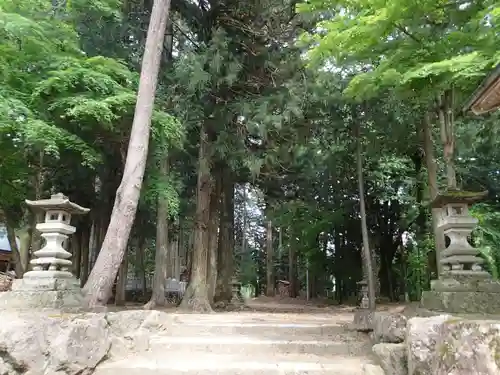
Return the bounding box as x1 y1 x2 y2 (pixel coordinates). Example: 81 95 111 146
83 0 171 308
179 124 213 312
355 120 376 311
144 158 169 309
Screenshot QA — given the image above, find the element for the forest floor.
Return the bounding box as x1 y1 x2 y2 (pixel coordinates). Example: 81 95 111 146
108 294 417 315
96 297 414 375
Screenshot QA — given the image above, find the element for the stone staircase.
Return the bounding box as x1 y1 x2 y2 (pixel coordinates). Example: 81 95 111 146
94 312 375 375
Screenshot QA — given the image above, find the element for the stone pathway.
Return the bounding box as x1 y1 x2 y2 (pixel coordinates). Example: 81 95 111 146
95 309 375 375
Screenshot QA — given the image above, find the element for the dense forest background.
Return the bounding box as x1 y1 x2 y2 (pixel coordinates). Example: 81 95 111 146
2 0 500 310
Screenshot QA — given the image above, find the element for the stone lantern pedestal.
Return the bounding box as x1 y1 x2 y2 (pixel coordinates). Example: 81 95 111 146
357 280 369 309
230 275 243 305
352 279 373 331
0 193 89 311
421 190 500 314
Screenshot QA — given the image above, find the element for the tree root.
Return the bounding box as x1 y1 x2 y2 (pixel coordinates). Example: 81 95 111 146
179 294 213 313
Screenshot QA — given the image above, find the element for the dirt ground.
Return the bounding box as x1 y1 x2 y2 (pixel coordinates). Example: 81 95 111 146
107 295 419 316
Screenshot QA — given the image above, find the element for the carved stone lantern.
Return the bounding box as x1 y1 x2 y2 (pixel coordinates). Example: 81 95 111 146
0 193 90 310
231 275 243 305
421 190 500 314
433 190 489 280
356 280 369 309
24 193 89 279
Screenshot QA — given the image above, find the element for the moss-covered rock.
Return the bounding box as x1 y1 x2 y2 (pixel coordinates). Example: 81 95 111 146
407 315 452 375
372 343 407 375
433 320 500 374
371 312 407 343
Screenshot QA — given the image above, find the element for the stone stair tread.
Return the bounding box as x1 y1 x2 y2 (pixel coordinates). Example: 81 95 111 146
95 351 373 375
156 329 362 340
147 335 371 356
163 321 354 339
150 335 360 344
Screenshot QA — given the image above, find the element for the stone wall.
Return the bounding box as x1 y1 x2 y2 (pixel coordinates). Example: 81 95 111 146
353 309 500 375
0 310 171 375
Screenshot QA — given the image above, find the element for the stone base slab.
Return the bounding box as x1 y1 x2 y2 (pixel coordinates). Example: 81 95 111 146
11 276 80 291
0 289 84 311
421 289 500 314
431 275 499 291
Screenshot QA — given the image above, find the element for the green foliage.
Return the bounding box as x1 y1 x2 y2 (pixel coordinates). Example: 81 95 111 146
0 0 183 227
405 236 432 301
471 203 500 279
298 0 499 102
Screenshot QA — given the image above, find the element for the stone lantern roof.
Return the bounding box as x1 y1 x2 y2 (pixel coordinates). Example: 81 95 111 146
25 193 90 215
430 189 488 208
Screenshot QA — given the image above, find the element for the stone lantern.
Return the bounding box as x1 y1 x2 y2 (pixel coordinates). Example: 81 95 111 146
435 192 490 279
421 190 500 314
356 280 369 309
24 193 89 279
231 275 243 305
0 193 90 310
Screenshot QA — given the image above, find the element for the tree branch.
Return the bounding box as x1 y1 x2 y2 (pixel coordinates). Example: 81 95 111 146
393 23 422 44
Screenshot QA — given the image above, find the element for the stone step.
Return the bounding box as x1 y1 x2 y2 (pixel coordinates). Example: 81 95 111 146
164 320 354 338
148 334 371 356
166 313 351 326
94 352 373 375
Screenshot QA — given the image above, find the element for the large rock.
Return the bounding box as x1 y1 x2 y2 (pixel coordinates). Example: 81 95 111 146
372 343 407 375
0 310 172 375
407 314 451 375
371 312 407 343
432 319 500 375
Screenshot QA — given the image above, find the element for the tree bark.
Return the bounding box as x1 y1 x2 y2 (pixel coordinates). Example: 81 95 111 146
266 219 274 296
288 227 297 298
72 230 81 278
179 124 213 312
17 222 33 275
80 225 90 286
242 185 247 254
422 112 444 277
115 253 128 305
30 150 44 258
83 0 171 308
136 237 148 298
144 158 169 309
214 168 234 303
206 174 220 303
437 90 456 189
355 120 376 311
